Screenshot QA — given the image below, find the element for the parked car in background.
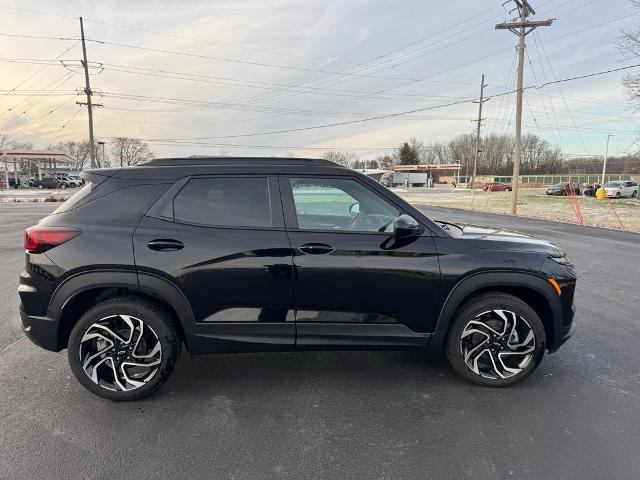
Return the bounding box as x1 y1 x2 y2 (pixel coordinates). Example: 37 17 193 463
581 183 602 197
53 175 81 188
545 182 580 196
604 180 638 198
69 175 84 186
32 177 63 189
483 182 512 192
58 176 81 188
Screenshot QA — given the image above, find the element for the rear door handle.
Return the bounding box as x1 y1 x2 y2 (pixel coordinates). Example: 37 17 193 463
299 242 334 255
147 239 185 251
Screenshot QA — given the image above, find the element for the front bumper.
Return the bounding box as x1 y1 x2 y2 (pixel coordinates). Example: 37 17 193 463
550 319 576 352
19 303 61 352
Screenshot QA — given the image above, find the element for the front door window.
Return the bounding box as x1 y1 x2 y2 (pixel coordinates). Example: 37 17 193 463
289 177 399 233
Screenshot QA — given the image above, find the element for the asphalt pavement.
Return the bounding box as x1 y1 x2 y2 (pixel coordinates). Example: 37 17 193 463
1 202 639 480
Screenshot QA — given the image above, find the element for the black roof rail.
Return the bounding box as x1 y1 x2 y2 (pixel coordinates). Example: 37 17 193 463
140 156 340 167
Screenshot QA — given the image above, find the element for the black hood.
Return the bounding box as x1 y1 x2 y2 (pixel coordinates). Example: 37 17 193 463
439 222 564 256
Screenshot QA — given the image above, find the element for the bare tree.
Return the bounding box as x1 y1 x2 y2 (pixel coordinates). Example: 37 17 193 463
0 133 17 151
321 150 357 167
619 1 640 102
110 137 154 167
50 140 92 171
449 133 476 176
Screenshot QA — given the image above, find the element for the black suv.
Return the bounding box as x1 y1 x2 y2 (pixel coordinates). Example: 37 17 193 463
19 157 576 400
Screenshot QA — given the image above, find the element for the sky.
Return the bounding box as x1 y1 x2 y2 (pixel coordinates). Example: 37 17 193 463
0 0 638 160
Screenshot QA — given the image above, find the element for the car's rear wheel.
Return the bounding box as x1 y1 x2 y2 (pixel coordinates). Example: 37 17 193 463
446 292 546 387
632 190 638 198
68 297 181 401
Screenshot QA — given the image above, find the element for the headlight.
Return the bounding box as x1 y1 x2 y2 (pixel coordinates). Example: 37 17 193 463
549 255 574 270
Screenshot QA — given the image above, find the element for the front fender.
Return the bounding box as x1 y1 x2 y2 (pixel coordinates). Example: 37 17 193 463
427 270 563 353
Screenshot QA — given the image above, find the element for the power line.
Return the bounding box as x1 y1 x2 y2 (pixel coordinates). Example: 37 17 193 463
11 94 80 135
53 106 84 136
1 70 78 125
0 42 79 102
0 4 76 19
216 5 509 107
0 32 78 40
86 39 438 82
135 62 640 142
98 63 476 100
229 4 627 108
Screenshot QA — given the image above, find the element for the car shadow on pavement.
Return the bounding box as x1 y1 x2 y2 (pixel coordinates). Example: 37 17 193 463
158 350 464 401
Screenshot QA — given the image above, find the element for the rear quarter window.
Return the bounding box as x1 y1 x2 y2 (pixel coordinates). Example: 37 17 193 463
51 182 94 214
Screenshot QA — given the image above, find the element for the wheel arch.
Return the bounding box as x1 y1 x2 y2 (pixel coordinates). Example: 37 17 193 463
50 270 194 351
428 271 562 353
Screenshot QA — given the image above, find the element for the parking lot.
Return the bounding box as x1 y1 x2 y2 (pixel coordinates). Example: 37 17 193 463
1 202 639 479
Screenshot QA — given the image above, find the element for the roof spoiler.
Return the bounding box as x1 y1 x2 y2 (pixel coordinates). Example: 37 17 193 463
80 168 121 186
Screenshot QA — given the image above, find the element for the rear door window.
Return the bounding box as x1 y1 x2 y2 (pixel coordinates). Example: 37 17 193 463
173 177 272 228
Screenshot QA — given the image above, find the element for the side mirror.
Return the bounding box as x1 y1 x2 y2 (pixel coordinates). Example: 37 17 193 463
393 214 424 239
349 202 360 217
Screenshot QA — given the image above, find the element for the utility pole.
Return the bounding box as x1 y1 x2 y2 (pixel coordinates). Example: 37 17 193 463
471 74 488 191
78 17 102 169
601 134 614 186
496 1 553 214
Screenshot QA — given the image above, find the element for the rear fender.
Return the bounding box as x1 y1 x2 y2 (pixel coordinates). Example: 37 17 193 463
48 270 196 350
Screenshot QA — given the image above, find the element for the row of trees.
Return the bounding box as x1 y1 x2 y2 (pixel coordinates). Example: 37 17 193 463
50 137 153 170
323 132 565 176
0 133 153 171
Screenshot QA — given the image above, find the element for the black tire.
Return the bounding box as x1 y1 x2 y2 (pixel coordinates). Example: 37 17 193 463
446 292 546 387
38 184 43 189
632 190 637 198
615 192 621 199
68 297 181 401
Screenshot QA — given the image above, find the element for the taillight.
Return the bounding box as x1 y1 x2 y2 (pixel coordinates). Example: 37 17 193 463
24 226 80 253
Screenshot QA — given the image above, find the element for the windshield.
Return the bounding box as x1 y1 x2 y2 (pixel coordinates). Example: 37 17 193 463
604 181 621 187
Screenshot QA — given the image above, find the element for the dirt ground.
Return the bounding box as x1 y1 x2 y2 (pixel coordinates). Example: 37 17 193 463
395 187 640 233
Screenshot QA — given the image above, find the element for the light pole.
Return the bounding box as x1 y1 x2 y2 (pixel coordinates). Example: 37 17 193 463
600 134 614 186
97 141 106 168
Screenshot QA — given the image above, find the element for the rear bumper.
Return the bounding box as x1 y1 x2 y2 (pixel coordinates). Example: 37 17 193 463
19 303 61 352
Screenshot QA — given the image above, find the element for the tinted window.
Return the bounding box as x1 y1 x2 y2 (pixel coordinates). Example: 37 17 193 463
51 182 94 214
289 177 399 232
174 177 272 227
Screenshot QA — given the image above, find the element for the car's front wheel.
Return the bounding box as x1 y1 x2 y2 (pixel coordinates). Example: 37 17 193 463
446 292 546 387
68 297 181 401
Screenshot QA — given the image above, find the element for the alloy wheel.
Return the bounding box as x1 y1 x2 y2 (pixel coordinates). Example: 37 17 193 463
459 309 536 380
79 314 162 391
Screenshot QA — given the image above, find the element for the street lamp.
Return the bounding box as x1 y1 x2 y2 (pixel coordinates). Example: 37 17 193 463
600 135 614 186
596 135 614 200
96 141 106 168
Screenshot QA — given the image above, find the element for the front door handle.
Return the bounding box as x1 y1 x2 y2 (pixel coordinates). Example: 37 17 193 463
299 242 334 255
147 239 185 251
